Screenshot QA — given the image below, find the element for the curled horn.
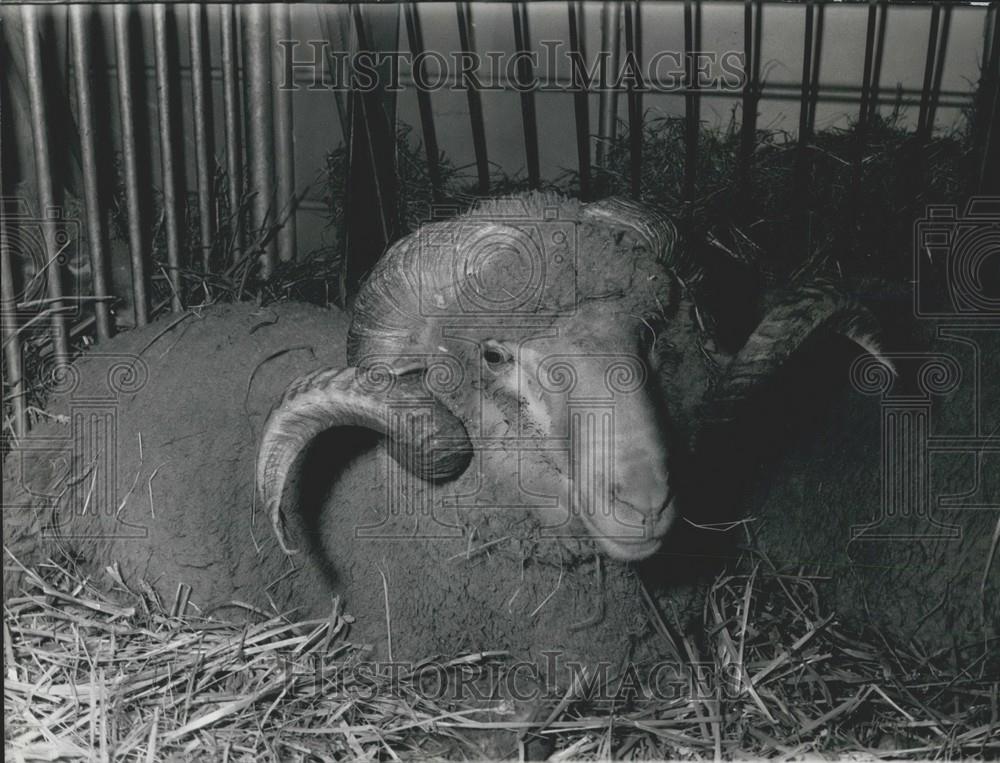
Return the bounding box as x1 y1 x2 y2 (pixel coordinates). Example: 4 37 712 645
582 198 680 266
257 366 472 553
694 279 894 451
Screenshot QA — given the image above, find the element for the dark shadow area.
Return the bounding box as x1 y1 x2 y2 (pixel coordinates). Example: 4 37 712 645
87 11 117 220
640 329 883 592
293 425 381 592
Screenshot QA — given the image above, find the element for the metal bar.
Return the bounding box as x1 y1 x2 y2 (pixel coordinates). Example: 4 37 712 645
342 4 399 297
288 64 974 103
244 3 277 277
189 3 214 273
739 0 763 180
350 4 392 244
867 0 888 123
5 0 977 5
797 1 816 146
595 0 622 177
567 0 591 199
512 0 540 189
0 0 984 6
683 0 700 203
851 0 879 241
272 3 296 263
21 4 69 361
153 3 183 311
794 0 816 247
925 2 952 133
456 1 490 194
858 0 878 130
70 4 112 341
220 2 243 266
917 2 941 137
624 0 642 198
314 4 350 142
983 1 997 76
976 4 999 193
1 199 27 438
404 2 444 200
113 3 149 326
807 1 825 133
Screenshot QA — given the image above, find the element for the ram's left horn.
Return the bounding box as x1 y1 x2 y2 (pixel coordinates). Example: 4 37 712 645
257 366 472 553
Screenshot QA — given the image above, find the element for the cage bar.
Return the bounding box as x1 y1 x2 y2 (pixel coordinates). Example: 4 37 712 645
220 3 243 266
923 2 952 136
807 2 825 133
315 4 350 141
797 2 818 147
189 3 214 273
153 3 183 311
793 0 822 247
683 0 701 204
567 0 592 199
244 3 277 277
867 0 888 124
794 0 823 211
404 2 444 200
343 4 399 296
113 3 149 326
851 0 880 238
70 4 112 341
739 0 763 181
456 1 490 194
596 0 622 181
858 0 879 130
512 0 540 189
21 5 70 361
624 0 642 199
1 206 27 439
272 3 297 264
916 2 941 137
975 3 999 193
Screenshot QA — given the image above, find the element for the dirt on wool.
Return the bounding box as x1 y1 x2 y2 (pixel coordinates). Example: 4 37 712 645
2 302 670 681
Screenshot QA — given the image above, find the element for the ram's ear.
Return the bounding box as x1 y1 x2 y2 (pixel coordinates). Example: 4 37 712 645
692 279 894 454
256 366 472 553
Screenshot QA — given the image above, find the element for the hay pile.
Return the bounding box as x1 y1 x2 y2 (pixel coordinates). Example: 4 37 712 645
5 548 996 761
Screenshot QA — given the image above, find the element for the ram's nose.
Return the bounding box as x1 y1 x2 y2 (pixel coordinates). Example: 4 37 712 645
591 486 676 561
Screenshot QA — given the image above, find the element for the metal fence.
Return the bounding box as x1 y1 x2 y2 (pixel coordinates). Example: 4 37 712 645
1 1 998 440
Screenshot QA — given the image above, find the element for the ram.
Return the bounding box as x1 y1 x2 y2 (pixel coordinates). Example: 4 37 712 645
3 193 991 675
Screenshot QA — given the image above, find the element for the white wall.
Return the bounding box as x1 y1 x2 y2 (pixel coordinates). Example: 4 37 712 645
2 2 992 260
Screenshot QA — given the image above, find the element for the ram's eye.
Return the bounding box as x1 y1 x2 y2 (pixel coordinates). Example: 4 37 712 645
482 342 513 371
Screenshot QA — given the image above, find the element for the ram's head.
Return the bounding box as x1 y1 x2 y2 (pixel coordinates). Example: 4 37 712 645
258 193 885 561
